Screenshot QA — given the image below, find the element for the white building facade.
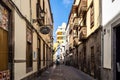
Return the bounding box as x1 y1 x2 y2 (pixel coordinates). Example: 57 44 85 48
64 24 70 64
56 23 66 63
102 0 120 80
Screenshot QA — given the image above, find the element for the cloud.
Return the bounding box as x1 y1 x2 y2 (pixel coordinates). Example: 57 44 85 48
63 0 72 5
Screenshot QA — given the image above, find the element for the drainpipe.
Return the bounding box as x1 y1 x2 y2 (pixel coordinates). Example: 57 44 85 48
30 0 32 23
101 27 104 80
100 0 103 79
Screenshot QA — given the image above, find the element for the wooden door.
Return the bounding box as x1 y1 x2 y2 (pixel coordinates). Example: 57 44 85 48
0 28 8 71
37 38 41 70
26 42 32 68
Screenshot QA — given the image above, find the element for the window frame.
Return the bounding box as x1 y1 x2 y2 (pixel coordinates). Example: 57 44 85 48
90 1 94 29
0 3 10 71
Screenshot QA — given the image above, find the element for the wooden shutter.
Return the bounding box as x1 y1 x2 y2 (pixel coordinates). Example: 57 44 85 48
0 28 8 71
90 2 94 28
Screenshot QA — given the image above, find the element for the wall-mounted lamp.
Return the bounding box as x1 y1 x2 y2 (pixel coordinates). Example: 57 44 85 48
33 9 45 24
40 9 45 18
32 8 53 35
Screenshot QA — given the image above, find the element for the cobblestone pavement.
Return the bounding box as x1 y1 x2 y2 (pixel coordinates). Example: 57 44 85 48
36 64 95 80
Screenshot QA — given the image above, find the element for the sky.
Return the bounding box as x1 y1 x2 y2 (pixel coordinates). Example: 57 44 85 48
50 0 74 42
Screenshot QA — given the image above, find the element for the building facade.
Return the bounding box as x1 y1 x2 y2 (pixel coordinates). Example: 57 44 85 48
64 23 70 65
56 23 66 44
65 0 80 66
55 23 66 63
67 0 102 80
0 0 53 80
0 0 14 80
102 0 120 80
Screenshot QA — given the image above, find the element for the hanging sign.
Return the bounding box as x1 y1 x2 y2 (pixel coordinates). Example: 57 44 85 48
40 26 50 34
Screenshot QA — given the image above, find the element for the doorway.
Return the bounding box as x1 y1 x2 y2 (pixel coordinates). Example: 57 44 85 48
116 26 120 80
37 38 41 70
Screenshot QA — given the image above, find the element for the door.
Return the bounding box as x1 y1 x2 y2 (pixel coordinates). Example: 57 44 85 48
116 26 120 80
26 42 32 69
37 38 41 70
0 29 8 71
0 3 10 80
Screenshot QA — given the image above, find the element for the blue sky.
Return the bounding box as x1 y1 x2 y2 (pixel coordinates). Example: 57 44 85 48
50 0 74 42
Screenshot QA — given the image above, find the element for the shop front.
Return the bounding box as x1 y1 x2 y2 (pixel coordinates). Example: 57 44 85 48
0 2 12 80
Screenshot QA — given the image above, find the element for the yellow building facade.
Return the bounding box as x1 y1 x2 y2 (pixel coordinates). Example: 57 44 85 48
0 0 53 80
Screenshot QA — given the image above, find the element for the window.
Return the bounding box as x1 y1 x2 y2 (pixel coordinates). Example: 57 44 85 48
37 38 41 69
40 0 44 10
57 32 62 35
83 17 86 26
26 28 33 72
90 2 94 28
91 46 95 77
57 36 63 40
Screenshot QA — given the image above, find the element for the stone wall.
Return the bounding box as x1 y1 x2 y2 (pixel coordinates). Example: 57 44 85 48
78 28 101 80
86 28 101 79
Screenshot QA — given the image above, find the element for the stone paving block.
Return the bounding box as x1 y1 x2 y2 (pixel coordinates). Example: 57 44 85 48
37 64 95 80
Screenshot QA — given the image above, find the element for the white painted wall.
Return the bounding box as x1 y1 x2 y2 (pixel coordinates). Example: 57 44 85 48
13 0 53 79
13 0 31 21
102 0 120 26
102 0 120 69
14 11 26 60
14 10 26 80
14 0 37 79
56 23 66 43
33 32 38 71
103 23 112 69
65 25 70 52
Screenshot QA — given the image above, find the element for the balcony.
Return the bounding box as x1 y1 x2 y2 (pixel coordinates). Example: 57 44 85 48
73 37 79 47
73 30 79 47
36 3 45 26
73 17 80 29
72 5 78 14
79 26 87 41
78 0 87 16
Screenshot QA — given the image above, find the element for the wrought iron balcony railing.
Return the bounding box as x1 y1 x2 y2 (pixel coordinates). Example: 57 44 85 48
78 0 87 16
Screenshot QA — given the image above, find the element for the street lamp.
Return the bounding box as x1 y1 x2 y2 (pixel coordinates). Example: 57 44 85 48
33 9 45 24
33 9 53 35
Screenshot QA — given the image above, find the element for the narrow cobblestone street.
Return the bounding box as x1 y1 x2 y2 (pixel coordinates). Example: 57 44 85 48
36 64 95 80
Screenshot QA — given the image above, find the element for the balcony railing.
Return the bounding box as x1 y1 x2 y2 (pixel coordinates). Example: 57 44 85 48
72 5 78 13
73 37 79 47
36 3 45 25
79 26 87 41
73 17 80 28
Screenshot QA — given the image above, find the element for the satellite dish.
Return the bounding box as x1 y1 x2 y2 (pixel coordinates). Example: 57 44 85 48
40 26 50 34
